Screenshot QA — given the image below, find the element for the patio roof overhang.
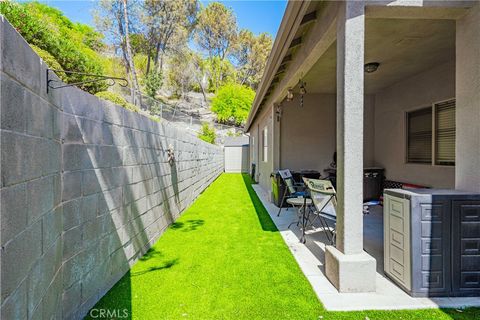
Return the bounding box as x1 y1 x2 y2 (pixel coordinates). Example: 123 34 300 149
245 0 476 132
244 0 318 131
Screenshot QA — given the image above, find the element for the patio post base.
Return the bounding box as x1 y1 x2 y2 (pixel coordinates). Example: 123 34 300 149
325 245 376 293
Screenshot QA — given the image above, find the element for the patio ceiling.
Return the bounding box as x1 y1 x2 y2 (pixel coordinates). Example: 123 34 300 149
302 18 455 94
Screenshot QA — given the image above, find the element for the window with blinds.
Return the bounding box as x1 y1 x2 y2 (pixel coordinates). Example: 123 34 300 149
435 99 455 165
407 107 432 164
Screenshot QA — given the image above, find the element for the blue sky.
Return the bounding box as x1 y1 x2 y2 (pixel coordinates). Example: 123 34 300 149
36 0 287 37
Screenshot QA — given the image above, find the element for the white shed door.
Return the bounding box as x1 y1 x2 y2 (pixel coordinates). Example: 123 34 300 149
224 146 249 173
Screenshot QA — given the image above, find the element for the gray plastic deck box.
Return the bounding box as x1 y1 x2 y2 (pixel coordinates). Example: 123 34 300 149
384 188 480 297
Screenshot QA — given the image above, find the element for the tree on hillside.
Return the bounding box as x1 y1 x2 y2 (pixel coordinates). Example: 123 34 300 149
122 0 142 106
233 30 273 89
195 2 237 60
167 49 196 99
95 0 141 105
211 83 255 126
142 0 198 75
205 56 237 93
129 33 150 56
187 51 209 103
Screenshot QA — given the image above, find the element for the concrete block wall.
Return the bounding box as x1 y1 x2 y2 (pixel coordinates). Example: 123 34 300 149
0 17 224 319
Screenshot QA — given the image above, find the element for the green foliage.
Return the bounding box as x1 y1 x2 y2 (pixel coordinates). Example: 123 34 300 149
130 33 151 56
234 30 273 89
0 1 108 94
29 45 67 81
142 0 198 70
205 56 236 92
167 50 196 97
149 102 163 116
226 130 242 137
211 83 255 125
144 71 163 98
74 23 105 51
95 91 139 113
147 114 161 123
198 123 217 144
195 2 237 59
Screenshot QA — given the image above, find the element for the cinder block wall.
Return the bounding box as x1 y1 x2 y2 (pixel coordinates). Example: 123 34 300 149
0 17 224 319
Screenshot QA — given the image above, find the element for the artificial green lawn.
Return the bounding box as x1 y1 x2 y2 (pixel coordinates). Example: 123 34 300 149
86 174 479 320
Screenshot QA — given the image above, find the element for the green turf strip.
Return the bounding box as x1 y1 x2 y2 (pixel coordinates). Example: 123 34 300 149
86 174 479 320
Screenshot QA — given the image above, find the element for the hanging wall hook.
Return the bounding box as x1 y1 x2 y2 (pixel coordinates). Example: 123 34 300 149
46 69 129 93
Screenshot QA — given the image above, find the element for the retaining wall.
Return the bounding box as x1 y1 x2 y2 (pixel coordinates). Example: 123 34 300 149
0 17 224 319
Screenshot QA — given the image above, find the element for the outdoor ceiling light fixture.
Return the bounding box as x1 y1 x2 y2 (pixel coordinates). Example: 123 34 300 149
364 62 380 73
286 88 294 101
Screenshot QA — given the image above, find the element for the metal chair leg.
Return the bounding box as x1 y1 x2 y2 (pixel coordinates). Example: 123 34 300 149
300 205 312 243
287 205 302 228
313 215 331 244
277 188 288 216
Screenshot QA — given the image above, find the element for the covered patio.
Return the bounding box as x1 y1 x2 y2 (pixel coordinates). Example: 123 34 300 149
252 185 480 311
246 0 480 296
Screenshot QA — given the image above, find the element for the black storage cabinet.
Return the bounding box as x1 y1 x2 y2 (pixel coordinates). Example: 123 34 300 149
298 170 321 180
363 167 384 201
384 189 480 297
323 167 384 201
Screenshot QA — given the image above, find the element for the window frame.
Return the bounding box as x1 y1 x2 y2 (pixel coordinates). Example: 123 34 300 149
251 136 255 163
262 127 268 162
405 98 456 167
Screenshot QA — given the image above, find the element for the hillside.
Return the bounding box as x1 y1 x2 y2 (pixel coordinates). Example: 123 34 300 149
0 1 273 142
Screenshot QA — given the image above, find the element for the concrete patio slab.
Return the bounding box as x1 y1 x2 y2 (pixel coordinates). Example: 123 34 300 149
252 184 480 311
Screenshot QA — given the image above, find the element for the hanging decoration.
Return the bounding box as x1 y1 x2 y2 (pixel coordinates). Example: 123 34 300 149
286 88 294 101
167 144 175 165
275 103 282 122
299 80 307 107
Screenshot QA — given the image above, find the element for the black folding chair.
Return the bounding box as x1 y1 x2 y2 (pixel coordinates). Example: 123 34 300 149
276 169 307 216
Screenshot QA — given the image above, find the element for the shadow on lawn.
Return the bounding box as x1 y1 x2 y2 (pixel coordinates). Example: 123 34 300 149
134 247 179 276
241 174 278 232
139 247 164 261
131 258 179 277
170 219 205 232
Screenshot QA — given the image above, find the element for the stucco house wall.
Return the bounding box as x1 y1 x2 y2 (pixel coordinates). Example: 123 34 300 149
250 92 376 193
278 93 375 175
280 94 336 173
253 107 275 191
252 59 454 191
374 60 456 188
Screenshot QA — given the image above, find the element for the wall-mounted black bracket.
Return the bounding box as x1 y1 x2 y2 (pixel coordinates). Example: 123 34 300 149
46 69 128 93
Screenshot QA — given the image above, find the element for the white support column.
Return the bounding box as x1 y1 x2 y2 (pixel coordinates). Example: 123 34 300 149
455 3 480 192
325 0 376 293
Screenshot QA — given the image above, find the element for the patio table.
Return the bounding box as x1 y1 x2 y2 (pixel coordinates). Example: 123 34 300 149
287 197 313 243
